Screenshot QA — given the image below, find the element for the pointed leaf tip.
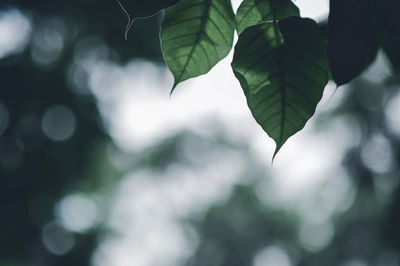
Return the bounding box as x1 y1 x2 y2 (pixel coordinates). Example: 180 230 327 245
272 144 283 163
232 17 329 160
161 0 235 89
170 81 178 96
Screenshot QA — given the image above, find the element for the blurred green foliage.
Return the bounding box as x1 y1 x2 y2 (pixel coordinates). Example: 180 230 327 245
186 74 400 266
0 0 163 264
0 1 400 266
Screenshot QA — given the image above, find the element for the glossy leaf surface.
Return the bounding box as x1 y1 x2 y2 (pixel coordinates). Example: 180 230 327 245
160 0 235 91
235 0 299 35
328 0 379 85
232 17 329 158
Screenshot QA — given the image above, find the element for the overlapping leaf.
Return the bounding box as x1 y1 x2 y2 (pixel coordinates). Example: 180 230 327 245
381 0 400 71
160 0 235 91
235 0 299 35
328 0 379 85
232 17 329 158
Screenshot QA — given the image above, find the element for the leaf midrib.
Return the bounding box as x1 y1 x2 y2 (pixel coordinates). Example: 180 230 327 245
236 0 264 30
173 0 212 89
270 0 286 155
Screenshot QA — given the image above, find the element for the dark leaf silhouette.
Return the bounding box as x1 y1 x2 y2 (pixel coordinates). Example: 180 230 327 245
117 0 180 18
381 0 400 71
328 0 379 85
117 0 180 38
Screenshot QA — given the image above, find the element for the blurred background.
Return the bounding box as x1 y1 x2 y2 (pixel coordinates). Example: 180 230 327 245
1 0 400 266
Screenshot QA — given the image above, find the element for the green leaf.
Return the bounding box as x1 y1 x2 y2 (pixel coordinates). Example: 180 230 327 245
231 17 329 159
328 0 379 85
381 0 400 71
235 0 299 35
160 0 235 92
